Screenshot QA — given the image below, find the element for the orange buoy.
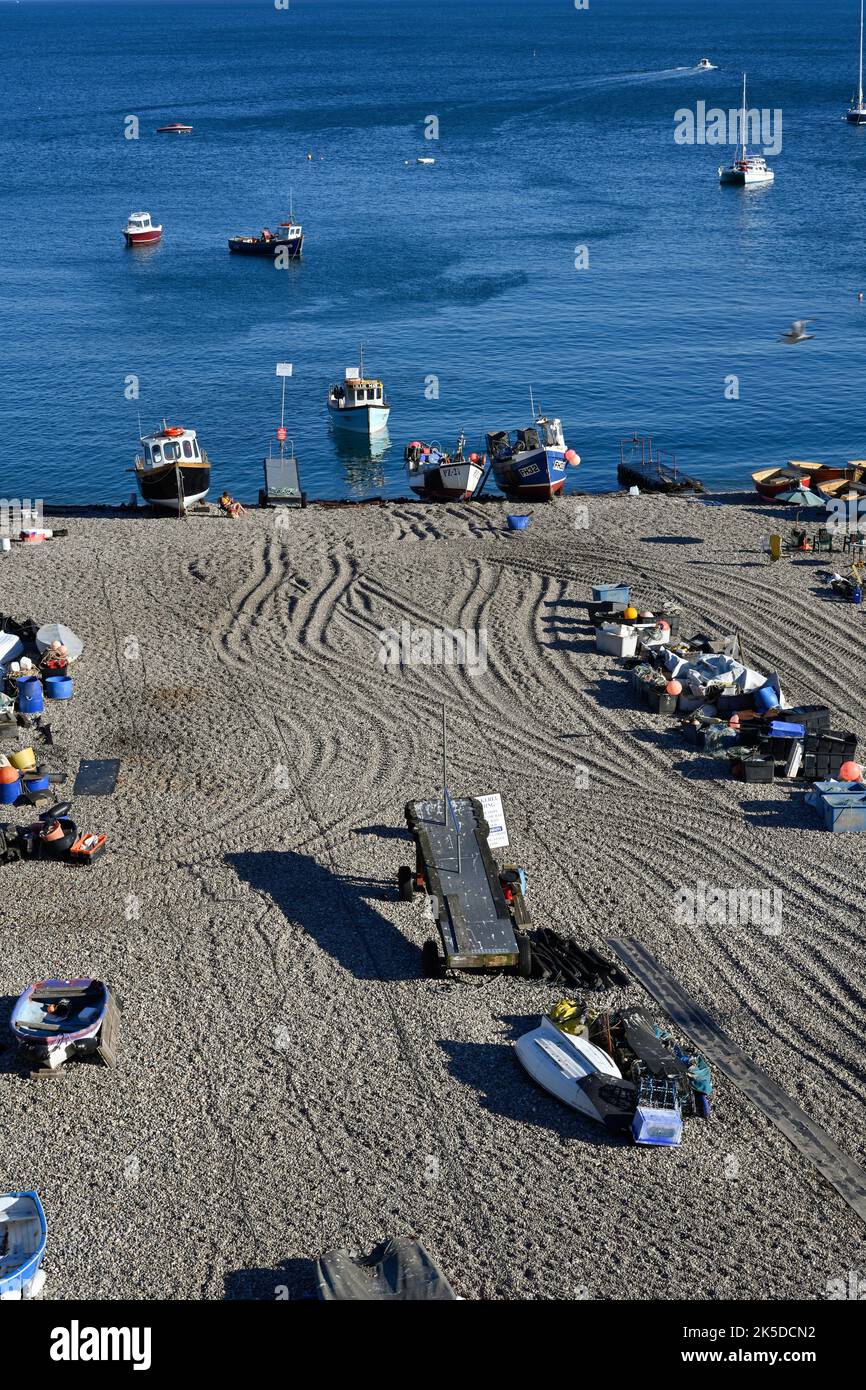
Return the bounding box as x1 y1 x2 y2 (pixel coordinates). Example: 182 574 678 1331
840 760 862 782
666 679 682 696
624 605 638 620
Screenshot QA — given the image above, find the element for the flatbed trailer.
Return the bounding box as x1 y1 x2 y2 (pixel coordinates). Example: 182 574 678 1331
401 795 532 976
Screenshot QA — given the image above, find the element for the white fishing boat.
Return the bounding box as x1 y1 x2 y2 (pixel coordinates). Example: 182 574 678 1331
327 347 390 436
133 421 211 512
719 74 775 186
515 1014 622 1118
405 432 486 501
846 1 866 123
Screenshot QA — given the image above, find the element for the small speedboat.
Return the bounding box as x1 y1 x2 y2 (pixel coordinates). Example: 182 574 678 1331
405 431 486 501
328 348 390 436
317 1238 457 1300
123 211 162 247
696 57 716 70
156 122 192 134
11 978 111 1070
515 1013 624 1121
416 157 435 166
0 1192 47 1300
133 421 211 512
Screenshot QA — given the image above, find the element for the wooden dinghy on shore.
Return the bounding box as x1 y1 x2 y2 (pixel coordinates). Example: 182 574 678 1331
753 460 859 501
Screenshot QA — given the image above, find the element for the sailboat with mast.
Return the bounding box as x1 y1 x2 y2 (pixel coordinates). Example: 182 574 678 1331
846 1 866 123
718 74 775 186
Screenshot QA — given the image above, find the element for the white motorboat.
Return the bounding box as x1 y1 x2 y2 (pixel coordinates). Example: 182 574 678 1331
327 347 390 436
405 432 486 501
416 157 435 166
719 74 775 186
696 58 715 71
846 1 866 123
133 421 211 512
515 1014 622 1119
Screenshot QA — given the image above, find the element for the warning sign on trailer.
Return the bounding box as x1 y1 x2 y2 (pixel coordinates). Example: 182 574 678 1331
477 793 508 848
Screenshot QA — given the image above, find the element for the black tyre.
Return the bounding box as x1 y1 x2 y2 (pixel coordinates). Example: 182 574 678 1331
422 938 443 979
517 933 534 979
398 865 414 901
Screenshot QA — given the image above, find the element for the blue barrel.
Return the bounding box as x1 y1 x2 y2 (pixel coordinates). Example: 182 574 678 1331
23 769 49 793
0 772 20 805
16 676 44 714
754 684 779 715
852 586 863 605
44 674 73 700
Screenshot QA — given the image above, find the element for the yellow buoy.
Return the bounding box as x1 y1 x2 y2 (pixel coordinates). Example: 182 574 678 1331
624 605 638 621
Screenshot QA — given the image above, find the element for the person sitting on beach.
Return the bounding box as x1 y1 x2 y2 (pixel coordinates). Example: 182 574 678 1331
219 491 246 518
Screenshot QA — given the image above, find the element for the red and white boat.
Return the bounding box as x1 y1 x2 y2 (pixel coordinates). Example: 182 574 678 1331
123 211 162 247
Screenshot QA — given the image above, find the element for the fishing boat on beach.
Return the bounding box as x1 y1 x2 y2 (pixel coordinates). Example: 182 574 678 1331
122 211 162 247
11 978 113 1072
228 217 303 258
405 432 486 501
133 422 211 512
618 435 702 493
328 348 390 436
486 403 579 500
0 1191 47 1300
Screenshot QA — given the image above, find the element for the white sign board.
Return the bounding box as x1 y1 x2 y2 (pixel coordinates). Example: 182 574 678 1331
345 367 360 381
478 793 508 848
275 362 293 377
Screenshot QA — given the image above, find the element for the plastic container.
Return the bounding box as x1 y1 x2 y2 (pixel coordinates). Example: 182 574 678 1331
9 747 36 772
0 768 20 804
596 626 638 658
754 684 780 715
592 583 630 605
15 675 44 714
506 514 531 531
23 768 50 793
44 674 73 700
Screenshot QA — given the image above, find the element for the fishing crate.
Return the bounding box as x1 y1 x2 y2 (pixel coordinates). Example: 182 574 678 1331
592 584 630 605
729 757 775 783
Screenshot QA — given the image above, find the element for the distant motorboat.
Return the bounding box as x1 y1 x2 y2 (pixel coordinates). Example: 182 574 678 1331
719 74 775 186
156 122 192 134
328 347 390 436
122 211 162 247
696 58 716 70
229 218 303 259
845 1 866 123
0 1192 47 1300
416 157 435 165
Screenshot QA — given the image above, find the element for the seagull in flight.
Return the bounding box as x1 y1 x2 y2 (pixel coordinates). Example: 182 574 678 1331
780 319 815 344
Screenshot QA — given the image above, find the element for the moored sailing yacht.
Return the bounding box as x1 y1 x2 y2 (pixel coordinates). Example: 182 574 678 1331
134 422 211 512
718 74 775 186
846 1 866 123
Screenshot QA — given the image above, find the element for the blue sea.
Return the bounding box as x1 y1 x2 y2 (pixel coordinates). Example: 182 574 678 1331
2 0 866 503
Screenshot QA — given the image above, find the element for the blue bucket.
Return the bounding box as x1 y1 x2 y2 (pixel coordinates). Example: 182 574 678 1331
0 773 20 805
16 676 44 714
507 514 531 531
754 684 779 715
23 770 49 793
45 674 73 700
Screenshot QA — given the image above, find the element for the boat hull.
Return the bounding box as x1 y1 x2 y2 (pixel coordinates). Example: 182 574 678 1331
124 229 162 246
228 235 303 258
515 1016 622 1119
135 460 211 512
408 461 484 502
846 110 866 124
492 448 568 500
11 978 109 1068
328 403 391 435
0 1192 47 1300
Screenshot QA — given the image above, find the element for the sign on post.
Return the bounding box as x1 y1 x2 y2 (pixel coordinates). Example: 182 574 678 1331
477 793 508 848
275 362 293 377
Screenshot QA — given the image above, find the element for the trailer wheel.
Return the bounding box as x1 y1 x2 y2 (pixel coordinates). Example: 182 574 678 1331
517 934 534 979
398 865 414 901
422 939 443 979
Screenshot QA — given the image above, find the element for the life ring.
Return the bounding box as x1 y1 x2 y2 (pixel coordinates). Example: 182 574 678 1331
162 427 184 437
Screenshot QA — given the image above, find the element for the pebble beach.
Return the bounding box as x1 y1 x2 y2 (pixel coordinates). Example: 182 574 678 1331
1 492 864 1301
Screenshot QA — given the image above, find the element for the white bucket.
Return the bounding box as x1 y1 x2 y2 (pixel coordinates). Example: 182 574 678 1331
0 538 11 553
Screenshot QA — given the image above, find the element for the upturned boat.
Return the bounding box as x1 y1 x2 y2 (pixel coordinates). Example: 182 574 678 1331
134 422 211 512
405 432 486 501
11 978 111 1071
0 1192 47 1300
486 407 579 500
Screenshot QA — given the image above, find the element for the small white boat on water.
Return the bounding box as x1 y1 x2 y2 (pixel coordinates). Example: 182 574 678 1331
845 1 866 123
327 348 390 436
416 157 435 166
0 1192 47 1300
719 73 775 186
515 1013 622 1119
696 58 716 71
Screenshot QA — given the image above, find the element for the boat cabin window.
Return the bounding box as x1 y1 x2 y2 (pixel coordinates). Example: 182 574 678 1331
151 444 162 463
183 440 192 458
163 442 177 461
192 439 200 458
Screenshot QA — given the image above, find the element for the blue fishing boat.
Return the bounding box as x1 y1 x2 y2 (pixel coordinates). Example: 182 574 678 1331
0 1191 47 1300
11 977 112 1071
486 400 579 499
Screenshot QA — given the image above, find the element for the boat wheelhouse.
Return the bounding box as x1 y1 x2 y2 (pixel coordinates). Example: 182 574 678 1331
719 75 775 186
229 218 303 258
134 422 211 513
486 413 579 500
327 351 390 435
123 212 162 247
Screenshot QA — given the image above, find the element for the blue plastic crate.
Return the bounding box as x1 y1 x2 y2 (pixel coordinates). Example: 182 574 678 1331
592 583 630 605
820 792 866 832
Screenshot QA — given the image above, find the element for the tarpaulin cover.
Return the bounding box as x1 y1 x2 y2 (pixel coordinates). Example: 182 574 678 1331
316 1238 457 1301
